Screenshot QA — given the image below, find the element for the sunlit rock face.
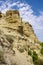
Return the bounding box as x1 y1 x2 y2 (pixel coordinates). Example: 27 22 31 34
6 10 20 16
0 10 41 65
0 10 38 43
6 10 21 23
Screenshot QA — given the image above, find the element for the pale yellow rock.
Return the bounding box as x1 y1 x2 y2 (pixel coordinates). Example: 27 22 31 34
0 10 41 65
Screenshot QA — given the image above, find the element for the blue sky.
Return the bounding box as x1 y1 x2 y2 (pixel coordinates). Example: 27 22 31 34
26 0 43 14
0 0 43 42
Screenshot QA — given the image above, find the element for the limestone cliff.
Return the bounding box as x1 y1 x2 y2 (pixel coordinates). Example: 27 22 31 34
0 10 42 65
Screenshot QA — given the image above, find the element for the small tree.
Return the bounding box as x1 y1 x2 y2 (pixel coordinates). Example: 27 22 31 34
32 51 38 62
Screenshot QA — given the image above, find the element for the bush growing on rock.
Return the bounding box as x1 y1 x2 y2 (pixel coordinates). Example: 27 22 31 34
40 42 43 55
28 50 32 56
40 47 43 55
32 51 39 65
32 51 38 62
40 42 43 47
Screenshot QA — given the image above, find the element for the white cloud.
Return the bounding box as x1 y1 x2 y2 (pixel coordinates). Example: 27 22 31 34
0 0 19 13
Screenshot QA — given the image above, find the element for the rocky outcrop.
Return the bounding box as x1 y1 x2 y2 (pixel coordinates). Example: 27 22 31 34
0 10 41 65
6 10 20 16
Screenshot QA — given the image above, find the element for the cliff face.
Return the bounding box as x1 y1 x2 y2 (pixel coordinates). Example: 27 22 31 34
0 10 38 43
0 10 41 65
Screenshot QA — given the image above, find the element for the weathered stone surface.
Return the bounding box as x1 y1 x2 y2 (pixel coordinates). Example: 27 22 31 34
6 10 20 16
0 10 41 65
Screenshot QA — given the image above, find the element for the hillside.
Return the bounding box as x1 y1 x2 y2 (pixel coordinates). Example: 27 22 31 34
0 10 43 65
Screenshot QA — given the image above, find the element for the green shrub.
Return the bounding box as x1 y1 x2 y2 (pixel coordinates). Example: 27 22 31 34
28 50 32 56
40 47 43 55
32 51 43 65
32 51 38 62
40 42 43 47
40 42 43 55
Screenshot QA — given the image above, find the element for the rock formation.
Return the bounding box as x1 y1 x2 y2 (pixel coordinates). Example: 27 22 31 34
0 10 42 65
